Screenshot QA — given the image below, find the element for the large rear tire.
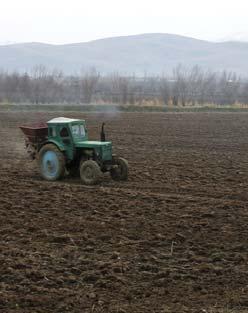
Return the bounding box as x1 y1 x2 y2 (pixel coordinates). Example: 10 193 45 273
38 144 65 181
110 157 128 181
80 160 102 185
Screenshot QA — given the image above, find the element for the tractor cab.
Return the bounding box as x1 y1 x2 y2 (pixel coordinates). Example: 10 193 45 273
47 117 112 161
47 117 88 143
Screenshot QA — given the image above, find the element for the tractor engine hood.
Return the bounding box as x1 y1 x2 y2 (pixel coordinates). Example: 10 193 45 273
75 141 112 148
76 140 112 161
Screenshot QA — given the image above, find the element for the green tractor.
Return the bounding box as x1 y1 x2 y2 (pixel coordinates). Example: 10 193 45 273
20 117 128 185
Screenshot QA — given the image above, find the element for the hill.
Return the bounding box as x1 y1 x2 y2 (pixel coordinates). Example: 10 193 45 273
1 33 248 75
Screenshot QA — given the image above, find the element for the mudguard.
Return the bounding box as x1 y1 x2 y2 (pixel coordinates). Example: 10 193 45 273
39 140 66 152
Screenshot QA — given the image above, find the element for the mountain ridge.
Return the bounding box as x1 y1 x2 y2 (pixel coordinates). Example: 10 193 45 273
0 33 248 75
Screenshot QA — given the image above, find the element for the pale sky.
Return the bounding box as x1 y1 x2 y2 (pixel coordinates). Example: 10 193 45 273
1 0 248 44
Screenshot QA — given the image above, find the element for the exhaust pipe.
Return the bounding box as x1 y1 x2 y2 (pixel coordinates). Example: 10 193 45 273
101 122 106 142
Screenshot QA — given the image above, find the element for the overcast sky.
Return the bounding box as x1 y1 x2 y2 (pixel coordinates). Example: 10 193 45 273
1 0 248 44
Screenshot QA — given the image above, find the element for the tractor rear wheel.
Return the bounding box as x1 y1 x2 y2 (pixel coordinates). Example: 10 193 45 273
110 157 128 181
80 160 102 185
38 144 65 181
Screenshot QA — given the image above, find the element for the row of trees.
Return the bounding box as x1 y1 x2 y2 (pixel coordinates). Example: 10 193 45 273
0 65 248 105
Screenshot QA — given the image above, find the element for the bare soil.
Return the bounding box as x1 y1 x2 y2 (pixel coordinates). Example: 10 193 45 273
0 111 248 312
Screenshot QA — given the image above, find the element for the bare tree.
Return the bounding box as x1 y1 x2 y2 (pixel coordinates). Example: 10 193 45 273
31 65 49 103
110 73 129 104
80 68 100 103
160 76 171 105
217 71 241 105
0 64 247 106
172 64 188 106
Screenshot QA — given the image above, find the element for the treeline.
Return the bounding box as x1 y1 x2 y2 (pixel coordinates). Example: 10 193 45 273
0 65 248 105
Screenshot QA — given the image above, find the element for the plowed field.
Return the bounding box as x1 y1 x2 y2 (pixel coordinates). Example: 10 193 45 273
0 111 248 313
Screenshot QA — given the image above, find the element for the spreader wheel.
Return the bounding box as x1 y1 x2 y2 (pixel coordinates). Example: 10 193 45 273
110 157 128 181
38 144 65 181
80 160 102 185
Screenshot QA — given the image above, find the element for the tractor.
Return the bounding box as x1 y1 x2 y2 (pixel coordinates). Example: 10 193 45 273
19 117 128 185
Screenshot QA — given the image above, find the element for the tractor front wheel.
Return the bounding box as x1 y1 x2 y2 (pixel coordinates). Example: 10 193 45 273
110 157 128 181
38 144 65 181
80 160 102 185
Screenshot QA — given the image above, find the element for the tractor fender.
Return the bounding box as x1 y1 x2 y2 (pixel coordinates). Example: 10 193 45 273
39 140 65 153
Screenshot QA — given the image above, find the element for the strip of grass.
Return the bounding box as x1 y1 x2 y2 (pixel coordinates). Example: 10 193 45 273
1 103 248 113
